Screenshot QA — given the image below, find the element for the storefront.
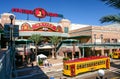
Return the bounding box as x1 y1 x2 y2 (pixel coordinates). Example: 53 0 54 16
1 9 120 58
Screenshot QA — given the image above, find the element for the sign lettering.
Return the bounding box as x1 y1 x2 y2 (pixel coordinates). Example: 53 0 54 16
32 23 57 31
12 8 64 18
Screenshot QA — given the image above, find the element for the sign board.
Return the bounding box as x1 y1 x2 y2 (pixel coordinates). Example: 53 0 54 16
4 24 10 38
4 24 19 38
12 8 64 18
13 25 19 37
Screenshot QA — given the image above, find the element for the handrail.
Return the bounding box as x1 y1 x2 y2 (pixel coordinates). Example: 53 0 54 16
0 49 12 79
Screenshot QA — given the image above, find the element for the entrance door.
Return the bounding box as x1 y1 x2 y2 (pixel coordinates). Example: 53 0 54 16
70 64 75 76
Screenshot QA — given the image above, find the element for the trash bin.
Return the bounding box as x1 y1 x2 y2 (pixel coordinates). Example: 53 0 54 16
50 76 54 79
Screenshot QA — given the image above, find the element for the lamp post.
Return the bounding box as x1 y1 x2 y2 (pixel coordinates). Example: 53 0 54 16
9 15 16 77
97 69 105 79
9 15 14 48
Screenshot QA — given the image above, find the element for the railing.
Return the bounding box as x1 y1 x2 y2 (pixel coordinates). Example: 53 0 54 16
79 43 120 48
0 49 12 79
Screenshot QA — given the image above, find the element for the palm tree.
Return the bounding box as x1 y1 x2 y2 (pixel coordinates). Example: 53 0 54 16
100 14 120 23
49 36 61 59
29 34 43 62
101 0 120 9
100 0 120 23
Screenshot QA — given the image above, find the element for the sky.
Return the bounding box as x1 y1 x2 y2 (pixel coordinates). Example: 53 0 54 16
0 0 119 26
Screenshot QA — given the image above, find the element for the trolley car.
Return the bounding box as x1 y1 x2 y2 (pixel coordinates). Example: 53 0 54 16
63 56 110 76
112 51 120 59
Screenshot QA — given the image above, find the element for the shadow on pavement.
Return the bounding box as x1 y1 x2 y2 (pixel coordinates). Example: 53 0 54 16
110 59 120 69
13 65 49 79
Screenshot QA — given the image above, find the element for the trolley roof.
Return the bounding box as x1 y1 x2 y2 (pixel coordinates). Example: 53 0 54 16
64 56 109 64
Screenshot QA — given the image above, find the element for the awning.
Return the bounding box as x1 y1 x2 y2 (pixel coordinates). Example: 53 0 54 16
37 54 47 58
62 39 79 43
15 39 32 44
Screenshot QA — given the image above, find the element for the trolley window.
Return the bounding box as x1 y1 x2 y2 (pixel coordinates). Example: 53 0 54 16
64 65 69 70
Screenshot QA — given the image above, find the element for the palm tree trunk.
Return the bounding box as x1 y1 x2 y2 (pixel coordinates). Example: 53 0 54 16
54 45 57 59
72 43 75 60
35 45 38 65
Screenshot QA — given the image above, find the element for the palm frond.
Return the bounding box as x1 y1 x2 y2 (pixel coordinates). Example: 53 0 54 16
101 0 120 9
29 34 43 45
100 14 120 23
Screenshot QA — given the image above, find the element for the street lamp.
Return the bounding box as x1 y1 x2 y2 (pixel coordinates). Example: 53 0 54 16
9 15 14 48
96 69 106 79
9 15 16 77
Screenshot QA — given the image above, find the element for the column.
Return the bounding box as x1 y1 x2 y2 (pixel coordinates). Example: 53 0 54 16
65 52 67 58
82 47 85 58
101 48 104 56
79 49 81 58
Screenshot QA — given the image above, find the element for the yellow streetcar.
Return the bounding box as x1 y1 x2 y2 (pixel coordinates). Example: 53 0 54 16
112 51 120 59
63 56 110 77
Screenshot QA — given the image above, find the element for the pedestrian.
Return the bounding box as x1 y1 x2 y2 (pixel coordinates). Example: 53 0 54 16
30 48 35 62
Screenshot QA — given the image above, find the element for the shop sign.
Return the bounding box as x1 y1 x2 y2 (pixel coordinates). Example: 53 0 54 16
32 23 57 31
12 8 63 18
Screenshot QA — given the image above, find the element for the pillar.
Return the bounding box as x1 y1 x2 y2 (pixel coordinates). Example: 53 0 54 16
101 48 104 56
65 52 67 58
82 47 85 58
79 49 81 58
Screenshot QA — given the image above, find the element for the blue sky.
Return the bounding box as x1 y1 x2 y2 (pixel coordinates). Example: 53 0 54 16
0 0 119 26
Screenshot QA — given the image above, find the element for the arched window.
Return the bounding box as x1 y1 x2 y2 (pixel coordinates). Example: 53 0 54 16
21 23 31 30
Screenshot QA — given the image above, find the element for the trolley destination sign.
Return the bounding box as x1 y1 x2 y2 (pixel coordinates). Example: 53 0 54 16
12 8 64 18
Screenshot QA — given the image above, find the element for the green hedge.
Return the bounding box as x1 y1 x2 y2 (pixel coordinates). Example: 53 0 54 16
38 57 43 65
63 57 69 61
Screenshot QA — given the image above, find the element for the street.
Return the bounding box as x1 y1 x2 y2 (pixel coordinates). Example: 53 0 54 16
46 59 120 79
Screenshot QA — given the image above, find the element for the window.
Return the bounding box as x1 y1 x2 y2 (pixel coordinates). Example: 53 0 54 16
104 39 110 43
64 27 68 33
112 39 117 43
64 65 69 70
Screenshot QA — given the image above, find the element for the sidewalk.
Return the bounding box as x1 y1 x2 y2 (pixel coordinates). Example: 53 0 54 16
14 65 49 79
40 56 63 73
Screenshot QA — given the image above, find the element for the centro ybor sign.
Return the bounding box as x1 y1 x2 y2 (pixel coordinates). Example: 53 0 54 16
12 8 63 18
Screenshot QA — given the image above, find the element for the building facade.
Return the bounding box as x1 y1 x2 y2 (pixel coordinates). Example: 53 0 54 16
0 13 120 57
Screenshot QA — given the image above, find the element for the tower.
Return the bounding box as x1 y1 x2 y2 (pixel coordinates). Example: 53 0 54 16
1 13 15 26
59 19 71 33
